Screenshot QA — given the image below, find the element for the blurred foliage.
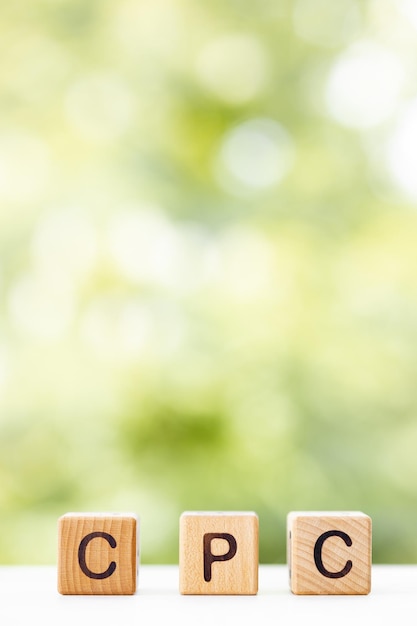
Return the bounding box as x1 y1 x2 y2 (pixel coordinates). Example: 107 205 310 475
1 0 417 565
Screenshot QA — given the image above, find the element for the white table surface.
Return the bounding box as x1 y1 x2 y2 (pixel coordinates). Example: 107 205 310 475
2 565 416 625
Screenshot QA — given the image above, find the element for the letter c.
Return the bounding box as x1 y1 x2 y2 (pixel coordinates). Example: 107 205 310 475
314 530 353 579
78 531 117 580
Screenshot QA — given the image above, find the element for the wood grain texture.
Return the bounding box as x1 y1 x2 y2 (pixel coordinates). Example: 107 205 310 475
179 511 258 595
58 513 138 595
287 511 372 595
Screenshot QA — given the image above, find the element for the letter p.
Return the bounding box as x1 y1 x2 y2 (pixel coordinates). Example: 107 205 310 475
179 512 258 594
203 532 237 582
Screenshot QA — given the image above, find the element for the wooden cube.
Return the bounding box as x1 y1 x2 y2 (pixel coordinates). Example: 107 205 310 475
179 511 258 595
287 511 372 595
58 513 138 595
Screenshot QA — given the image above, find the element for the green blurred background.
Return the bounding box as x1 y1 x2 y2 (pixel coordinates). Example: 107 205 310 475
1 0 417 565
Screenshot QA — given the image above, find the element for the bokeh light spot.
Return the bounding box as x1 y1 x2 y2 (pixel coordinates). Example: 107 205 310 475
293 0 361 48
8 273 75 342
107 208 186 289
0 132 51 203
64 72 133 141
215 118 295 195
196 34 269 105
400 0 417 31
31 209 98 284
385 98 417 202
325 41 405 129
